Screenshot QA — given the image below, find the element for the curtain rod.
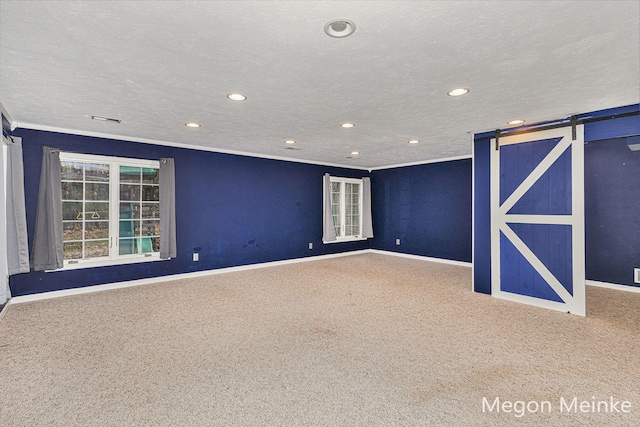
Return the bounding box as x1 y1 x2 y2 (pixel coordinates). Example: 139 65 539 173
476 110 639 141
2 131 19 144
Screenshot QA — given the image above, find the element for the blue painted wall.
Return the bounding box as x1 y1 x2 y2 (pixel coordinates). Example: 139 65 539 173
584 135 640 287
473 138 492 294
9 129 370 296
370 159 472 263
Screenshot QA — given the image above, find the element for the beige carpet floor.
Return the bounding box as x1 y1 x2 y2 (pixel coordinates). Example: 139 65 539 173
0 253 639 426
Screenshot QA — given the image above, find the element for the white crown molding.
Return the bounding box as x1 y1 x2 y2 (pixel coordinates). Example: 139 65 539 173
13 121 470 171
369 154 472 171
0 102 17 131
14 121 371 171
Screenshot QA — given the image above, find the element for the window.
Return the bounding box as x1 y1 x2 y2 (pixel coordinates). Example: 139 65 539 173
326 176 363 241
60 152 161 268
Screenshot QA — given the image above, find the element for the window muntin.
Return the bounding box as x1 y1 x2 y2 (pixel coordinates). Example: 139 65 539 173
118 166 160 255
59 152 160 268
61 161 111 260
328 177 363 241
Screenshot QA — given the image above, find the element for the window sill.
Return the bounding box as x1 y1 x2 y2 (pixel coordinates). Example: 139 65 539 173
50 254 166 271
323 237 369 244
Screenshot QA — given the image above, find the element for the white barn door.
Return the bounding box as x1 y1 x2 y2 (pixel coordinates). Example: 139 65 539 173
490 125 585 315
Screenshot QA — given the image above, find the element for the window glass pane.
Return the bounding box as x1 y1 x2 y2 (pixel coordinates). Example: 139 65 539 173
85 202 109 220
150 237 160 253
63 222 83 241
140 237 154 253
85 163 110 182
142 185 159 201
120 184 140 201
120 202 140 219
119 238 139 255
142 168 159 184
62 181 83 200
141 203 160 218
85 240 109 258
119 220 140 238
86 182 109 201
142 219 160 237
62 202 83 220
64 242 83 260
61 162 83 181
85 221 109 239
120 166 141 183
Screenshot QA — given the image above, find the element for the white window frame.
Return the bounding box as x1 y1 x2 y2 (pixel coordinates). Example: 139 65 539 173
58 152 162 270
324 176 366 243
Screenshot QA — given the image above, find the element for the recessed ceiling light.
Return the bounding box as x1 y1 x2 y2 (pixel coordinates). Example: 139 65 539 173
284 139 296 144
91 115 121 123
324 19 356 38
507 119 525 125
341 122 355 128
447 88 469 97
227 93 247 101
350 151 360 156
408 139 420 144
185 122 201 128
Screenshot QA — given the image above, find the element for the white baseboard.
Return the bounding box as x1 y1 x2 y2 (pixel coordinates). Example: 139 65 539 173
9 252 636 306
369 249 472 268
586 280 640 294
8 250 371 305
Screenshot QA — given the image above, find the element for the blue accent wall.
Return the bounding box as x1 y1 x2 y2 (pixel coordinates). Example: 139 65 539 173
473 138 492 294
9 129 370 296
370 159 472 263
584 135 640 288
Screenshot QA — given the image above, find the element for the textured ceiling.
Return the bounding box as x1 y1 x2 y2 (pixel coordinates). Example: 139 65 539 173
1 1 639 169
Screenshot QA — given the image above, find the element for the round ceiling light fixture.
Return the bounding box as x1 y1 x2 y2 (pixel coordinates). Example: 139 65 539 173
350 151 360 156
447 88 470 97
408 139 420 144
340 122 355 128
324 19 356 38
284 139 296 144
227 93 247 101
507 119 525 125
185 122 201 128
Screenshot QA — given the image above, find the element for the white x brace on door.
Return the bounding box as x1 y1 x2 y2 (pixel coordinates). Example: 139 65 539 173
490 125 585 316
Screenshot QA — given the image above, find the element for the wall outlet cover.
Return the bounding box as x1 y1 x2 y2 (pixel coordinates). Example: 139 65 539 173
396 239 401 245
635 268 640 284
193 253 199 262
308 242 313 250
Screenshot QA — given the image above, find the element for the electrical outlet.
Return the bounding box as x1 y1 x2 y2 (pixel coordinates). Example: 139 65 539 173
308 242 313 250
193 253 199 262
635 268 640 284
396 238 401 246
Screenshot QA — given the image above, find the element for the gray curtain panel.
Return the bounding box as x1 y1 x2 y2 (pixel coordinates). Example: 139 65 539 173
322 173 337 242
31 146 63 271
6 137 30 275
362 177 373 238
159 158 177 259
